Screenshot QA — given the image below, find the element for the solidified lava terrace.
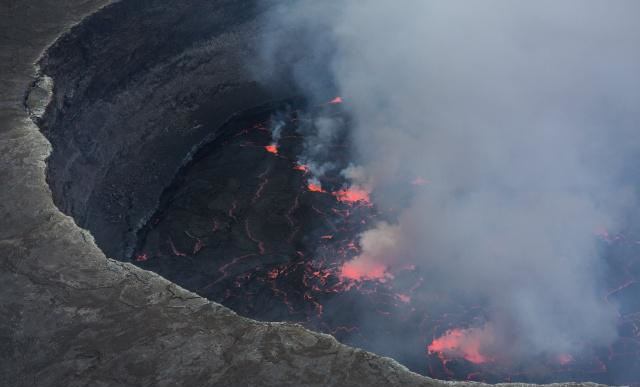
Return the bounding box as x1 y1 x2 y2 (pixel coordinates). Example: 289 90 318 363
133 101 383 323
34 0 640 385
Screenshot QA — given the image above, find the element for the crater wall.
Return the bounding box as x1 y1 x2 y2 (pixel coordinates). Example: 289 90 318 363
38 0 290 259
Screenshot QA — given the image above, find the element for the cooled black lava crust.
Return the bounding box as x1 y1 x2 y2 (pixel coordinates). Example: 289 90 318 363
37 0 296 260
131 101 444 374
131 103 361 313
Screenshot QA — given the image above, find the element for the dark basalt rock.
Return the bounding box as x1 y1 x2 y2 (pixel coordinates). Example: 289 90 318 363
38 0 289 261
0 1 618 386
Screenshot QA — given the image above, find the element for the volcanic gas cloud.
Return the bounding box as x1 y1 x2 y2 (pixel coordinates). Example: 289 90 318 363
255 1 640 384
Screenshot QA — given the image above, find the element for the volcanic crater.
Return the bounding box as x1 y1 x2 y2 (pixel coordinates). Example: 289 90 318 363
30 0 640 385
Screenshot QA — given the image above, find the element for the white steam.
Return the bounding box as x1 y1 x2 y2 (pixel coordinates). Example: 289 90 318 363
259 0 640 361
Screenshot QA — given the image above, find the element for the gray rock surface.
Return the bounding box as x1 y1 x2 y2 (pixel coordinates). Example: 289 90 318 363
0 1 617 386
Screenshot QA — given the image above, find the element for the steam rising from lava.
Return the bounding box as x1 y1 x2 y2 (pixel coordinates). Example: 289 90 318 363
259 0 640 367
428 326 497 365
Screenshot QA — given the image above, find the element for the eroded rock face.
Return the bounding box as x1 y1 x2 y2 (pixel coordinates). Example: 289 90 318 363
38 0 293 260
0 1 617 386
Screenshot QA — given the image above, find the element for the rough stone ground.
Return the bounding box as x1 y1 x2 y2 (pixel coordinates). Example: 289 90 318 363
0 1 616 386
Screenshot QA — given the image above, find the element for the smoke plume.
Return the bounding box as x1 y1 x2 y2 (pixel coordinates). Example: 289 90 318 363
257 0 640 362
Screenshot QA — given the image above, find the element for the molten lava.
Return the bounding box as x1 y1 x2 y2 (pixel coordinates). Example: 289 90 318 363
329 96 343 104
428 327 495 365
333 186 371 205
339 257 389 282
308 182 325 193
264 144 278 154
135 253 148 262
294 163 310 173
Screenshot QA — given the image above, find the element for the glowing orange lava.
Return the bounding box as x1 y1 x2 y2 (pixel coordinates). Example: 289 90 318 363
333 187 371 204
427 328 494 365
294 164 310 173
329 96 343 104
339 259 389 282
308 182 325 193
264 144 278 154
135 253 148 262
